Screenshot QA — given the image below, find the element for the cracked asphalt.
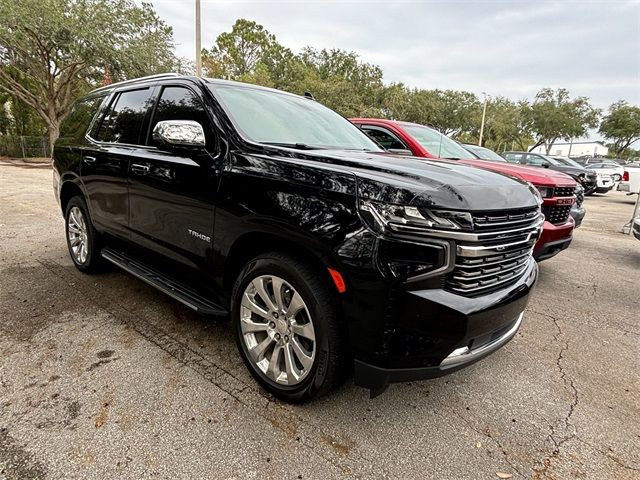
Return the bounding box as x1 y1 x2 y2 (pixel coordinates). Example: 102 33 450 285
1 163 639 479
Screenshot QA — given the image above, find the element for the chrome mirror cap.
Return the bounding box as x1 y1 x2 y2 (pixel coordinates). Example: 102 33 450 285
152 120 205 148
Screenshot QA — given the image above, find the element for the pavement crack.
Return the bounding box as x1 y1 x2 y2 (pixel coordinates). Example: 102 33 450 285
451 409 523 477
532 314 581 479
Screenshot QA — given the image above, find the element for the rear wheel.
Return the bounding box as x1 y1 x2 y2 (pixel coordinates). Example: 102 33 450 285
65 196 102 272
232 252 346 402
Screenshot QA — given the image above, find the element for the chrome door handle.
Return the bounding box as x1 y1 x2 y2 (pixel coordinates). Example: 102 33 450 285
84 156 96 164
131 163 150 175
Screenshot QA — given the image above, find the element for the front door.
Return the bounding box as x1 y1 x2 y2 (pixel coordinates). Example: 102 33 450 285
127 84 219 270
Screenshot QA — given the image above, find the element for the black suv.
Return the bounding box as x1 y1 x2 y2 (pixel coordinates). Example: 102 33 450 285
502 151 598 195
53 74 542 402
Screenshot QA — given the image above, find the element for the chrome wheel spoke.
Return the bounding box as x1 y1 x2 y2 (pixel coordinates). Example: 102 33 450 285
290 337 313 370
284 343 300 383
241 316 269 333
242 292 270 320
291 321 315 341
271 276 285 312
267 344 284 380
252 277 277 312
286 292 305 318
249 335 274 361
68 224 81 234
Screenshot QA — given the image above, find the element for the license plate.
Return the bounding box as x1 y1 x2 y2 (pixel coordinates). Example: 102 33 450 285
556 198 575 205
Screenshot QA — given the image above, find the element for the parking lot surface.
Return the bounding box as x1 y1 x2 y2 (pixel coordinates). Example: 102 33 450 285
1 164 639 479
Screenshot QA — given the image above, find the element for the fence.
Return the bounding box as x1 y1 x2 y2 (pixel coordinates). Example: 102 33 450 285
0 136 50 158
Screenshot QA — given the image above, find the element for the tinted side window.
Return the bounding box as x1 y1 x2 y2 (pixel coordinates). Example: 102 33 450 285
361 127 407 150
59 95 106 140
525 154 544 166
149 86 208 147
95 88 155 144
504 153 523 163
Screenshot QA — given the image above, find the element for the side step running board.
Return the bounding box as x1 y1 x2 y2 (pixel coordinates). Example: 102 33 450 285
101 247 228 316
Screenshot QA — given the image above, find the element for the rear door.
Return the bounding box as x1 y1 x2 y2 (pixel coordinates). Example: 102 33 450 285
126 82 219 270
82 86 157 238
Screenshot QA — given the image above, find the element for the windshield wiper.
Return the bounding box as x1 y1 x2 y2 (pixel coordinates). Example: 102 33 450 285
442 157 461 160
261 142 325 150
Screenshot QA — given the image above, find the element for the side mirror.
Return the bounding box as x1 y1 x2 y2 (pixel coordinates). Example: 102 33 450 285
542 162 550 168
387 148 414 156
152 120 206 150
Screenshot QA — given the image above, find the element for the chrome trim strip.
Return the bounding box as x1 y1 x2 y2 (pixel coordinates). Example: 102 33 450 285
404 238 456 284
451 259 528 281
389 215 544 242
456 237 538 257
440 312 524 369
454 251 531 269
446 265 529 293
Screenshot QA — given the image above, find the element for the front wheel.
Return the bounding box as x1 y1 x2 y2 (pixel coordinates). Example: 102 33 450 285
232 252 346 402
613 174 622 182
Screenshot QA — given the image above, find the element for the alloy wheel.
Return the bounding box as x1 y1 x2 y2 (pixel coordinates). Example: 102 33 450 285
240 275 316 386
67 206 89 264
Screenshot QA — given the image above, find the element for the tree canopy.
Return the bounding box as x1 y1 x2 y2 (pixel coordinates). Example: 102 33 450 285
599 101 640 155
0 0 179 149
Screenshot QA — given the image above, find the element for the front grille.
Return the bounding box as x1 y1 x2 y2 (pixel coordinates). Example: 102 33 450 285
575 187 584 206
542 205 572 225
553 186 575 197
444 208 542 297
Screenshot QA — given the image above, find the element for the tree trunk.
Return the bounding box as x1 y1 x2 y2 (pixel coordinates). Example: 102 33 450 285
47 121 60 157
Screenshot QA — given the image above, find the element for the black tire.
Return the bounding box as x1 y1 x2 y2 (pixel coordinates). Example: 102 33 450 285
231 252 347 403
64 196 103 273
613 174 622 182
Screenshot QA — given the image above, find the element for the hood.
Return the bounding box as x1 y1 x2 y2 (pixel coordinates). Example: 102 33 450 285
458 159 577 187
296 150 540 211
551 165 592 178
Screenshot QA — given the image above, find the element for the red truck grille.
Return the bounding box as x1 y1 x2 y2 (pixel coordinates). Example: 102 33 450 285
553 186 576 197
543 205 572 225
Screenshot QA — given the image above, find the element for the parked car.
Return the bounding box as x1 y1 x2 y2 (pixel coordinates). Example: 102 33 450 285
53 74 543 401
350 118 577 261
586 162 625 182
619 165 640 192
573 157 625 167
633 215 640 241
552 156 615 193
503 151 598 195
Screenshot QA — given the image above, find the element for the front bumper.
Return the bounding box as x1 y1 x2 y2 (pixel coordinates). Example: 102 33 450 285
534 219 574 261
352 258 537 392
570 204 586 228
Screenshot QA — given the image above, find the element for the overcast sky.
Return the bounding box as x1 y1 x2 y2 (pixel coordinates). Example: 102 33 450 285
151 0 639 134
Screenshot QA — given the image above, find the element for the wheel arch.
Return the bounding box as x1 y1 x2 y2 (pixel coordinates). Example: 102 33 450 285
59 178 86 214
223 231 341 296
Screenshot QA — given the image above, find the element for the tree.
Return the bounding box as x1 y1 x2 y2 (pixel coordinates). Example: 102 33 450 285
0 0 178 150
525 88 599 154
599 101 640 155
480 98 532 151
202 19 278 79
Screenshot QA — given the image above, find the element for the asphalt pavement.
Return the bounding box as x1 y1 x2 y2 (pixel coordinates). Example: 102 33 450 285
1 164 638 479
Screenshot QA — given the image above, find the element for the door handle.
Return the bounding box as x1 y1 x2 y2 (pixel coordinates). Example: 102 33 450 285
84 156 96 164
131 163 150 175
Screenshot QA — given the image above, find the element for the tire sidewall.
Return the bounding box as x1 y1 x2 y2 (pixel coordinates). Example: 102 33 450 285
232 256 334 402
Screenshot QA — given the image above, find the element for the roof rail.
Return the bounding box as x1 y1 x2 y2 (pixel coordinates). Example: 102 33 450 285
91 72 182 93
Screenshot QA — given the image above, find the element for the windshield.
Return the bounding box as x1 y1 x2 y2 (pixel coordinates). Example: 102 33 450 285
463 144 506 162
208 83 381 151
555 157 584 169
401 124 471 159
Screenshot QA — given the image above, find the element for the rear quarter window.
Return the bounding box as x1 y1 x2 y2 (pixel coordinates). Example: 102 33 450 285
59 95 106 141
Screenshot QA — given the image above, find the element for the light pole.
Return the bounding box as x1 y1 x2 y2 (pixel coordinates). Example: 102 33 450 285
195 0 202 77
478 92 488 146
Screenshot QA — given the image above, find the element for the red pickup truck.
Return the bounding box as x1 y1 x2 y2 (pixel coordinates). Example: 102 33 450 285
351 118 577 261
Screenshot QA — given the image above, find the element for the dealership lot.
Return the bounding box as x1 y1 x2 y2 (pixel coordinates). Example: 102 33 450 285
1 164 638 479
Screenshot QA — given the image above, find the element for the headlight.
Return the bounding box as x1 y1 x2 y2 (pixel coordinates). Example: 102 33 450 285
535 186 552 198
359 201 473 235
